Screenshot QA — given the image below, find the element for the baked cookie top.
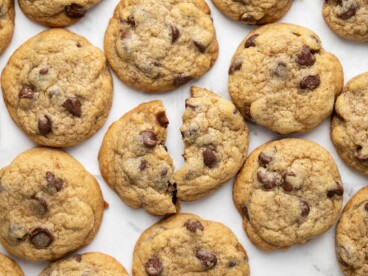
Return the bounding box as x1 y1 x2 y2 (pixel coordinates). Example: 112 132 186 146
323 0 368 42
1 28 113 147
0 253 24 276
233 138 343 251
0 0 15 55
0 147 104 261
175 87 249 201
211 0 292 24
132 213 250 275
99 100 177 216
336 187 368 276
40 252 128 275
228 23 343 134
331 72 368 176
104 0 219 93
19 0 101 27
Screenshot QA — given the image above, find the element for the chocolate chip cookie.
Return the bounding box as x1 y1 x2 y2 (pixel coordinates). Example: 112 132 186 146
104 0 219 93
228 23 343 134
175 87 249 201
99 101 177 216
0 147 104 261
133 213 250 275
0 253 24 275
331 73 368 176
40 252 128 275
1 29 113 147
19 0 101 27
336 187 368 276
323 0 368 42
233 138 343 251
211 0 292 24
0 0 15 55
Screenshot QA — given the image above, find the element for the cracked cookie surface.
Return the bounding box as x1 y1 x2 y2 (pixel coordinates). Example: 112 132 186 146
99 100 177 216
336 187 368 276
133 213 250 275
19 0 101 27
233 138 343 251
175 87 249 201
1 29 113 147
104 0 219 93
40 252 128 275
323 0 368 42
331 72 368 176
0 253 24 275
0 147 104 261
0 0 15 55
211 0 292 24
228 23 343 134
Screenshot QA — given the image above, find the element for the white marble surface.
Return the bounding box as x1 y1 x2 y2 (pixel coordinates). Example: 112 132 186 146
0 0 367 275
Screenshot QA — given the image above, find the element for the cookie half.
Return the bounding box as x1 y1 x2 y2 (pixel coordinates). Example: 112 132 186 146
104 0 219 93
0 0 15 55
336 186 368 276
99 101 177 216
133 213 250 275
0 147 104 261
233 138 343 250
175 86 249 201
331 72 368 176
323 0 368 42
19 0 102 27
228 23 343 134
1 29 113 147
211 0 292 24
0 253 24 276
40 252 128 275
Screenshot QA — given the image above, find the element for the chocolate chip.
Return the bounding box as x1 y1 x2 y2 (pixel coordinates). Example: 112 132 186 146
126 15 135 26
195 249 217 269
141 131 157 148
257 171 277 190
184 219 204 233
121 31 130 40
194 41 207 53
338 246 352 267
228 260 237 267
174 75 192 86
72 254 82 262
46 172 64 193
65 4 85 18
39 68 49 75
258 152 272 167
327 182 344 198
145 257 163 276
160 168 168 177
185 99 197 110
171 25 180 43
243 206 250 220
300 200 310 217
156 111 169 128
229 58 242 75
38 115 52 135
244 34 259 48
139 160 147 171
170 183 177 204
19 85 35 99
240 15 257 24
203 148 218 168
31 195 48 214
271 62 288 78
62 97 81 117
299 75 320 90
29 228 54 249
337 5 356 20
244 104 252 120
282 171 296 192
295 45 316 66
354 146 368 162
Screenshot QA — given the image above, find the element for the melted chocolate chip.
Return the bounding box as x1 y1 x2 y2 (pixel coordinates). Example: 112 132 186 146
185 99 196 110
300 200 310 217
195 249 217 269
126 15 135 26
141 131 157 148
184 219 204 233
229 58 242 75
203 148 218 168
240 15 257 24
244 105 252 120
194 41 207 53
72 254 82 262
243 206 250 220
139 160 147 171
46 172 64 193
156 111 169 128
171 25 180 43
145 257 163 276
271 62 288 78
31 195 48 214
228 260 237 267
337 5 356 20
174 75 192 86
39 68 49 75
244 34 259 48
257 171 276 190
327 182 344 198
282 171 296 192
171 183 177 204
295 45 316 66
300 75 320 90
258 152 272 167
29 228 54 249
19 85 35 99
65 4 85 18
38 115 52 135
160 168 168 177
62 97 82 117
354 146 368 162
